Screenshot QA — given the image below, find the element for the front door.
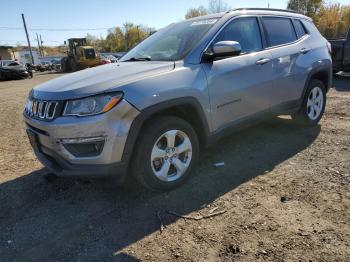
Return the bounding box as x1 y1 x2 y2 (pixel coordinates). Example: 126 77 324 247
201 16 274 131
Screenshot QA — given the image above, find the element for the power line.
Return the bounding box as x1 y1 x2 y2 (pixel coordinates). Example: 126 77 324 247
0 39 63 43
0 26 113 31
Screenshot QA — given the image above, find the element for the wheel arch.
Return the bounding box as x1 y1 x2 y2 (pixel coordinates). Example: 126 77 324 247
121 97 211 163
299 66 331 107
304 67 332 96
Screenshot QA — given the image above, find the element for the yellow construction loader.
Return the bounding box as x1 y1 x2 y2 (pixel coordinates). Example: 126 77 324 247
61 38 101 72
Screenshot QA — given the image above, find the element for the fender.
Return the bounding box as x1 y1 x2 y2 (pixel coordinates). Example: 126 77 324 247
121 97 211 162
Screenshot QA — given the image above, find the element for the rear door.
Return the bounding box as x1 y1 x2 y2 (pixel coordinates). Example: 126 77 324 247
202 16 274 131
261 16 311 110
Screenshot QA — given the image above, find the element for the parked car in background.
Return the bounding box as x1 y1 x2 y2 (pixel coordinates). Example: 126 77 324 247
113 52 126 59
100 55 112 65
0 60 29 80
25 63 34 78
24 8 332 191
36 63 46 72
106 55 118 63
41 61 53 71
100 55 118 64
328 26 350 73
1 60 25 70
51 60 62 71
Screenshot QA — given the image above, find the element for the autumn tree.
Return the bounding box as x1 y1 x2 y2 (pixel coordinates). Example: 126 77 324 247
317 4 350 38
185 6 208 19
114 27 125 51
287 0 323 21
86 23 154 52
208 0 230 13
287 0 350 38
124 22 146 50
185 0 229 19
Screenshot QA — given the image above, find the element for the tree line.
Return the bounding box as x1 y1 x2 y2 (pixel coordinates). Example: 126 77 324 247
14 0 350 54
287 0 350 38
185 0 350 39
92 0 349 52
86 22 155 53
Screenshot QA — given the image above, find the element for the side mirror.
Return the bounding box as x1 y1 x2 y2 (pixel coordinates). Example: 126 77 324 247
203 41 242 61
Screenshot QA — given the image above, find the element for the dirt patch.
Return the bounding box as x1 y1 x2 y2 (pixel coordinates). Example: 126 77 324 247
0 74 349 261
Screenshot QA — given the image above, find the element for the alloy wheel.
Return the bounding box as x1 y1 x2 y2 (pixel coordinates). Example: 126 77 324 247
307 86 324 120
150 130 192 182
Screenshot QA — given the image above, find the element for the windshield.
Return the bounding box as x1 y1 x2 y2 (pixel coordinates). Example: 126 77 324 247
120 18 218 62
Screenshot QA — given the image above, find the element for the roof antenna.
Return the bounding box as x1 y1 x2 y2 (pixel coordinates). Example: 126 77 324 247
268 0 270 8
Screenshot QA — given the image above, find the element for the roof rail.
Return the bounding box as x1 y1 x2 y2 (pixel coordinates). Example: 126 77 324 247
228 8 299 14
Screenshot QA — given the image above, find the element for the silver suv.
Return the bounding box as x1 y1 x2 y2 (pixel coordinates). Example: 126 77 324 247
24 8 332 191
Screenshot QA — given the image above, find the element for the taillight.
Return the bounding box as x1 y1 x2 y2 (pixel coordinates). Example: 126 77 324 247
326 41 332 54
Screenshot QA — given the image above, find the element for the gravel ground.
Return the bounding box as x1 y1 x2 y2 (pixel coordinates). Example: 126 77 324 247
0 73 349 262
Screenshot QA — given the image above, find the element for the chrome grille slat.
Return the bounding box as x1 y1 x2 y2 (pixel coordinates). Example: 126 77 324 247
26 99 58 120
46 102 57 120
38 101 45 118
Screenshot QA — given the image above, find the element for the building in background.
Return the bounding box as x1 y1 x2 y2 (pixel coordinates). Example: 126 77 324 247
14 50 40 65
0 46 15 60
39 55 64 64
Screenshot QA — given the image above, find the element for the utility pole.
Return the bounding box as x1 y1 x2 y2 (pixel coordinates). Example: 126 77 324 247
40 34 44 56
36 33 42 57
21 14 34 64
268 0 270 8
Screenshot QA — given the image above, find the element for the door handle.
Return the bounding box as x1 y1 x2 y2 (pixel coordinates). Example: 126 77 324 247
255 58 270 65
300 48 311 54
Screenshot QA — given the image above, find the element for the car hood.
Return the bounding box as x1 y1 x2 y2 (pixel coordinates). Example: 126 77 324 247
32 61 175 100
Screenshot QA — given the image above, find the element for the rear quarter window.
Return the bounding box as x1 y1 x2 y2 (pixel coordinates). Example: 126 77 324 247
262 17 297 47
293 19 307 38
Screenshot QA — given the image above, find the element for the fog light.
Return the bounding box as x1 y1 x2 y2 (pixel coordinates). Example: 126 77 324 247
60 137 105 157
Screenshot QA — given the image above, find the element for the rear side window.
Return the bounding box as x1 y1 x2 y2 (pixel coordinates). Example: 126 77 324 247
213 17 262 53
293 19 307 38
262 17 297 47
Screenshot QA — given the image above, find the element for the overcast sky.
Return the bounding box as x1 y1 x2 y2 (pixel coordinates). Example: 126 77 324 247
1 0 349 46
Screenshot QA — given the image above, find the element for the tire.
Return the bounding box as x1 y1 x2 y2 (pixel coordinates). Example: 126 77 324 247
292 79 326 126
131 116 199 191
68 57 78 72
61 57 70 72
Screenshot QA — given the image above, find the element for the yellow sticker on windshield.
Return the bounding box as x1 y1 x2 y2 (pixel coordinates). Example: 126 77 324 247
191 19 218 26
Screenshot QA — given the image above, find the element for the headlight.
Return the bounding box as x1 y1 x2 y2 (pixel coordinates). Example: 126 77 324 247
63 93 123 116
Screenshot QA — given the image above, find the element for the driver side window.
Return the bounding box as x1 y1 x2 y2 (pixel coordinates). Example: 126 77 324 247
213 17 262 54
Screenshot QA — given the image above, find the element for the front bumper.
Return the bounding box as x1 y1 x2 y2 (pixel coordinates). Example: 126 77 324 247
24 99 140 179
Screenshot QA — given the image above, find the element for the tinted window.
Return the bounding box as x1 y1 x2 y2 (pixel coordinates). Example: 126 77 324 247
293 19 307 38
213 17 262 53
262 17 297 47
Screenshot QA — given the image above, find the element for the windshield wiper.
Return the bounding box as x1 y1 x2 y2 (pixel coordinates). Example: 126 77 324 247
124 56 151 62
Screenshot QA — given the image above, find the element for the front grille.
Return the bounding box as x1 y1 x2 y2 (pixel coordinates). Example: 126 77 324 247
25 99 59 120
